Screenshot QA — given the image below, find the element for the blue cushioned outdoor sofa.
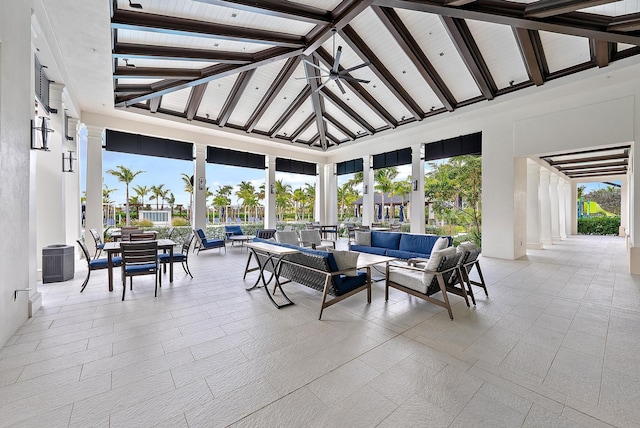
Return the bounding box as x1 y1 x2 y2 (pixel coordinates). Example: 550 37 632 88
349 231 452 260
247 238 371 319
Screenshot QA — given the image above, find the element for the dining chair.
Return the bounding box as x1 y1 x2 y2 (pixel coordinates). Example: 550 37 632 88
120 227 141 241
255 229 276 239
159 234 194 278
120 241 160 301
88 228 105 259
299 229 335 250
77 239 122 293
129 231 158 241
193 228 226 254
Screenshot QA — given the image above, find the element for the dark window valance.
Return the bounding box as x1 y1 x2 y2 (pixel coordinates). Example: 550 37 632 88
105 129 193 161
424 132 482 161
276 158 316 176
207 147 265 170
336 158 363 175
372 147 412 169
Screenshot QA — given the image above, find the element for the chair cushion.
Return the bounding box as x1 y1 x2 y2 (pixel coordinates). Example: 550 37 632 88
196 229 206 240
203 239 224 248
275 231 300 245
388 267 427 294
349 245 387 256
328 249 359 276
423 247 456 286
432 236 450 253
457 241 477 254
398 234 439 254
225 225 243 236
96 243 105 249
371 231 402 250
158 253 186 262
125 263 157 273
334 272 367 295
89 256 122 269
355 231 371 246
386 249 429 260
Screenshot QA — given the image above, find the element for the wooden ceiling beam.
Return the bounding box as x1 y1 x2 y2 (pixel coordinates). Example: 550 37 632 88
115 46 302 106
217 70 255 126
320 87 375 135
113 43 253 63
114 66 202 80
289 114 315 141
114 84 152 95
373 5 456 111
590 39 612 67
608 12 640 32
524 0 621 19
324 112 356 141
268 86 311 137
374 0 640 45
314 48 396 128
444 0 477 5
565 167 627 177
245 56 302 132
111 9 305 48
325 131 343 146
184 84 208 120
304 56 328 151
556 160 627 171
148 96 162 113
192 0 332 25
512 28 546 86
303 0 374 56
341 25 423 120
440 16 496 99
546 153 628 165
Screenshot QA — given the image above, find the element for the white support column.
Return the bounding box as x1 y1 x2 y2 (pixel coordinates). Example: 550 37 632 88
526 163 542 249
316 164 327 224
630 145 640 274
565 180 573 237
362 156 374 226
620 177 629 237
322 163 338 225
193 145 206 231
549 174 560 242
36 83 65 277
558 178 567 239
64 117 81 255
265 156 277 229
85 125 103 256
410 143 425 234
539 168 552 246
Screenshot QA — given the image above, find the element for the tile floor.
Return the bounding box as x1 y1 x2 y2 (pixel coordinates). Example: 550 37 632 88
1 235 639 427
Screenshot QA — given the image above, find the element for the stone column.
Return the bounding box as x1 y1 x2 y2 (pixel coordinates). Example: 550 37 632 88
193 145 206 231
526 163 542 249
558 178 567 239
85 125 104 256
539 168 552 246
549 174 560 242
410 143 425 234
264 156 277 229
362 155 374 226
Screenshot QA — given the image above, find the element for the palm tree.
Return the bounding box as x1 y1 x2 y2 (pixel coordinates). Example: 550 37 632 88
275 180 293 221
181 173 194 220
303 183 315 220
149 184 166 210
374 167 398 220
106 165 144 226
292 188 307 220
213 185 233 222
236 181 256 222
392 178 412 220
165 192 175 215
133 185 149 207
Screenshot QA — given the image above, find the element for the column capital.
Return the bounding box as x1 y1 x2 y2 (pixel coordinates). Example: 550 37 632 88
85 125 104 140
539 168 551 178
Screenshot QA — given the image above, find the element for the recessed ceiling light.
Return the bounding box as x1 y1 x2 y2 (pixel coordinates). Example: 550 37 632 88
439 52 445 56
402 70 406 74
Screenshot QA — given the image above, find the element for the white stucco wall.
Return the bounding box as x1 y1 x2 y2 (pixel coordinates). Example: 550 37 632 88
0 1 37 346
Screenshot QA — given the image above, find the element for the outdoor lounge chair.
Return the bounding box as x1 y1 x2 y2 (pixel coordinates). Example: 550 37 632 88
299 229 335 251
77 239 122 293
193 228 226 255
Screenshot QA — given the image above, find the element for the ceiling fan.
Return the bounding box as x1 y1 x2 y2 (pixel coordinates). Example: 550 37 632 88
299 28 371 94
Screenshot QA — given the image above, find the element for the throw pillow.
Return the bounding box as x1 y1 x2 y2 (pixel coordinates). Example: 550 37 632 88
423 246 456 287
355 231 371 246
431 236 450 253
328 249 360 276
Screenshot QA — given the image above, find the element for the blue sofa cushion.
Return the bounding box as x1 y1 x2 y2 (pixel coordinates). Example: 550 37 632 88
158 253 186 262
89 256 122 269
386 249 430 260
334 271 367 295
225 225 243 236
398 233 440 254
349 244 388 256
371 231 402 250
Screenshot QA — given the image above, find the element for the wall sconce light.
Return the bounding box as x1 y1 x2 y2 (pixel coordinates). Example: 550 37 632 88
363 184 368 195
412 179 418 191
270 183 275 194
198 177 205 190
62 150 76 173
31 117 54 151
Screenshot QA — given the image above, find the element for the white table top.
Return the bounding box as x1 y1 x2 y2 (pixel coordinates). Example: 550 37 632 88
245 241 301 256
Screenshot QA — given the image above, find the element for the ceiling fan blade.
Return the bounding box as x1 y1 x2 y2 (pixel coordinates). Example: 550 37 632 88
341 62 370 73
295 75 330 80
302 59 330 74
342 76 370 84
332 46 342 73
314 80 328 93
335 79 346 95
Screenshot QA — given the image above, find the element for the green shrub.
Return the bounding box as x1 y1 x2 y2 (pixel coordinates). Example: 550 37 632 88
172 217 190 226
578 216 620 235
133 218 154 227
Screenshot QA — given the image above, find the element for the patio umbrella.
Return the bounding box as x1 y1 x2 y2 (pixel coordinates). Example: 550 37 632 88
377 204 382 220
385 207 389 220
399 205 405 222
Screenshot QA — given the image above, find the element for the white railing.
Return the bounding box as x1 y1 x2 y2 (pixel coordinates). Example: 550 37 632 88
139 210 171 225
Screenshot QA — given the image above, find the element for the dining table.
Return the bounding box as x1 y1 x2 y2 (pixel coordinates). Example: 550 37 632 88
103 238 175 292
